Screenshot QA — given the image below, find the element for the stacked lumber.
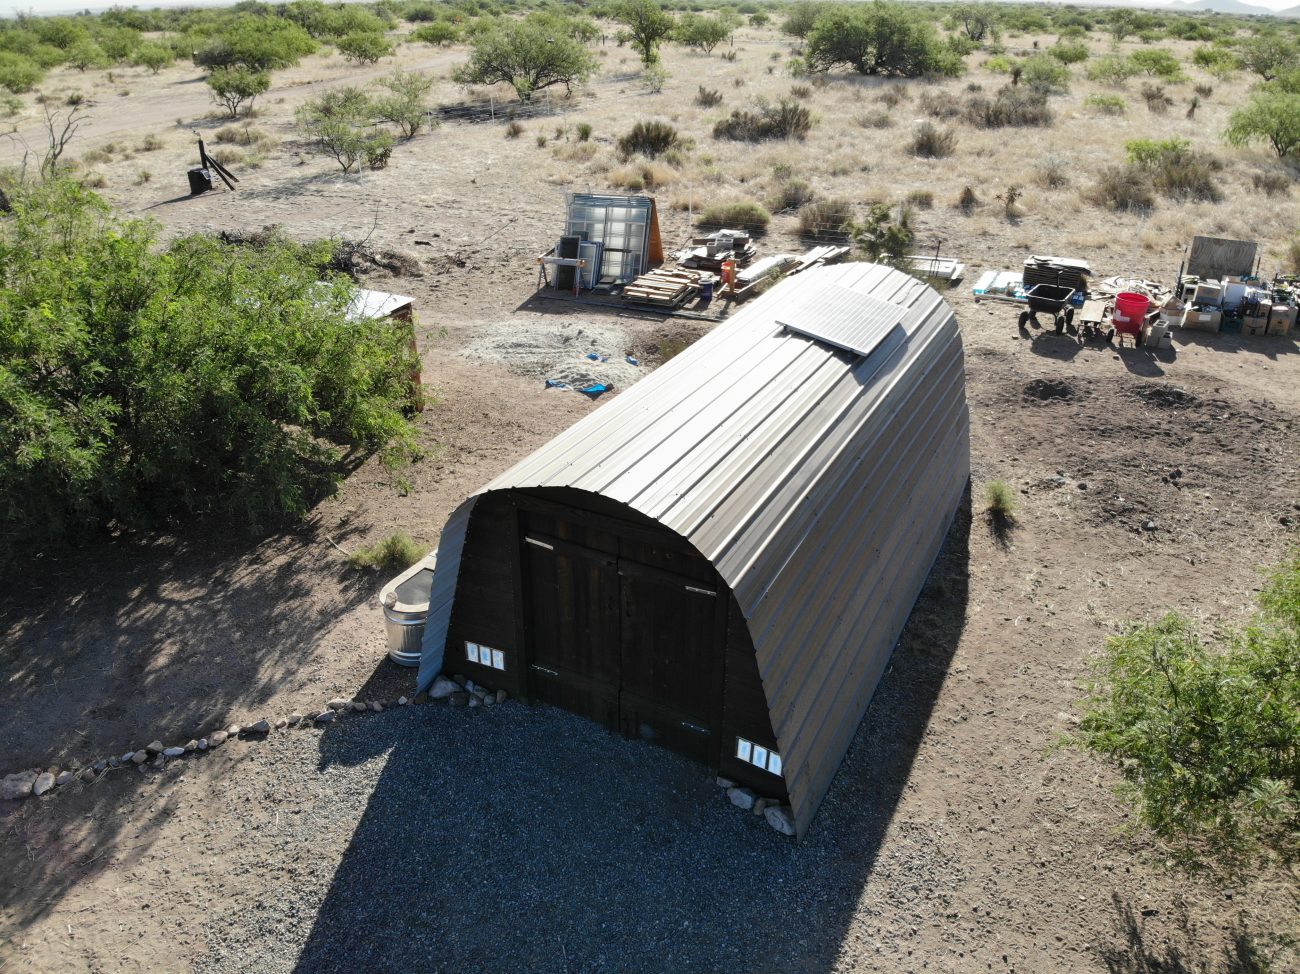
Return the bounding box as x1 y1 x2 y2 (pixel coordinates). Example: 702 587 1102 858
790 245 850 275
623 268 703 307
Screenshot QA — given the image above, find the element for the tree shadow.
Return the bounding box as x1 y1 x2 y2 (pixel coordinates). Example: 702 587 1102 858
287 491 973 972
1098 892 1280 974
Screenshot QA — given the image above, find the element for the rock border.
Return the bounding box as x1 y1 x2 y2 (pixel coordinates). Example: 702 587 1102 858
0 672 510 805
714 776 797 839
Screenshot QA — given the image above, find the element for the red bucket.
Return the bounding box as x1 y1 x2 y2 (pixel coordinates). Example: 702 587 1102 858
1112 291 1150 334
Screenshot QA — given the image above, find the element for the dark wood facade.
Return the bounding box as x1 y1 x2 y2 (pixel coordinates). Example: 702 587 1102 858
445 486 789 803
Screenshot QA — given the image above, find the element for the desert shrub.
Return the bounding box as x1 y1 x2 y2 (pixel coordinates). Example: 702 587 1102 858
132 42 174 74
576 122 593 142
348 532 429 572
851 202 913 262
1033 154 1070 188
617 120 681 159
1193 83 1213 99
909 121 956 158
1073 552 1300 864
0 93 21 117
917 90 960 118
695 85 722 107
1125 137 1188 167
214 123 271 147
337 31 395 66
770 177 814 211
1288 237 1300 274
1224 92 1300 159
610 159 675 191
66 39 109 72
789 83 812 100
206 146 245 167
1020 53 1070 93
806 3 959 79
1252 170 1291 197
1237 34 1298 83
505 120 524 138
1140 83 1173 114
713 98 813 141
983 479 1015 521
697 199 771 233
781 1 821 42
964 86 1053 128
0 53 43 93
1128 48 1186 83
857 109 893 128
674 12 735 55
877 86 908 108
1085 93 1126 115
0 181 419 543
374 69 436 139
1049 39 1089 65
984 54 1016 74
296 87 392 173
1192 45 1239 79
138 133 165 152
411 22 461 46
1089 164 1155 211
452 14 597 102
208 67 271 119
194 17 316 72
798 198 853 242
904 188 933 209
955 185 979 212
1086 53 1136 86
750 12 770 28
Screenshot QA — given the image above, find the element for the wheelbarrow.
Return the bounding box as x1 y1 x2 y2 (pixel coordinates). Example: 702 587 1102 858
1018 282 1076 334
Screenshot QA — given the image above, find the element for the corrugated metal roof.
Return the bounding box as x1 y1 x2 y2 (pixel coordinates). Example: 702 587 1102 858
418 262 970 837
346 288 414 321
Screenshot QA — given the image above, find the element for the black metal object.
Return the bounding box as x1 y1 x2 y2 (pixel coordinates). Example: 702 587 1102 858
192 137 238 193
1018 281 1076 334
187 167 212 195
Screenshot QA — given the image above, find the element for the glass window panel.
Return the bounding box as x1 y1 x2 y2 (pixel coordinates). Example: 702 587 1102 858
736 739 752 762
752 745 769 769
478 645 492 666
767 752 782 777
492 649 505 670
465 642 478 661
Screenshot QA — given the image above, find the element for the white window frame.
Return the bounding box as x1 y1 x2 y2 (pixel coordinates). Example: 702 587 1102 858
465 641 506 671
735 736 783 777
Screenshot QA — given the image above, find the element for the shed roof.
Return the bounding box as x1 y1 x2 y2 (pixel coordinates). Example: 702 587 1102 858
419 261 969 836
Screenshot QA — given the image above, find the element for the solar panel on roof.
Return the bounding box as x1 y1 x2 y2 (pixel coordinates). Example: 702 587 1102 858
775 283 904 357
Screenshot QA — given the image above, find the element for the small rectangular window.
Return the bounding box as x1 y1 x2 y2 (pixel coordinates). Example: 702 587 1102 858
478 645 492 667
466 641 507 672
734 737 783 778
465 642 478 662
491 649 505 671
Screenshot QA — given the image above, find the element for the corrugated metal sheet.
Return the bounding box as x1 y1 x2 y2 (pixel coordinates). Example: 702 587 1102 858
419 262 969 837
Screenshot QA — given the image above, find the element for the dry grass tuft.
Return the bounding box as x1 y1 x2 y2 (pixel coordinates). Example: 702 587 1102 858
910 122 957 158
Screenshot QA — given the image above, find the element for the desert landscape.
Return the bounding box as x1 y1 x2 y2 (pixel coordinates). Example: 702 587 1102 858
1 2 1298 971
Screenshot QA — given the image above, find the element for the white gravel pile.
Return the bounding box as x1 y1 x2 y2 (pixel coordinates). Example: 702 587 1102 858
460 318 644 393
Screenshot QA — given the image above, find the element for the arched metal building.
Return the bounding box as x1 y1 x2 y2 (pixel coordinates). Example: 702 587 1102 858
417 262 970 837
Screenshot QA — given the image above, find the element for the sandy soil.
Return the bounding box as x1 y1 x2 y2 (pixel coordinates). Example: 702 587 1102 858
2 20 1299 974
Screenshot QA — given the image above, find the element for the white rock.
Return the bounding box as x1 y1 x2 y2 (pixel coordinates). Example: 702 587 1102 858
184 740 199 752
465 680 477 694
209 731 228 746
145 740 165 755
131 751 148 764
198 738 209 751
351 701 366 712
316 710 335 723
764 804 797 836
274 718 288 729
163 747 185 758
33 772 55 796
327 698 349 711
226 725 241 736
2 771 37 800
249 719 271 734
369 701 382 713
429 676 458 700
727 787 756 811
481 693 495 707
398 696 408 706
495 689 508 705
289 713 304 724
56 771 74 787
121 752 135 764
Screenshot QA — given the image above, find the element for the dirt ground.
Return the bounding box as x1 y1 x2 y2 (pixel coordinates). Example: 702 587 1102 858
2 19 1299 974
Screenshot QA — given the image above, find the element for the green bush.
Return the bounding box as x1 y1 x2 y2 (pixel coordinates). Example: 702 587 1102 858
1020 53 1070 93
1225 92 1300 159
1074 552 1300 864
1089 164 1155 212
297 87 393 173
132 42 174 74
673 12 734 55
451 14 597 102
851 201 913 262
1128 48 1186 83
983 479 1015 521
336 31 395 65
770 176 814 211
807 2 960 79
0 53 43 93
194 17 316 72
1086 53 1136 86
983 54 1016 74
617 120 681 159
348 532 429 572
697 199 770 233
1048 39 1089 65
1085 93 1126 115
208 67 271 119
411 21 461 46
1192 45 1239 78
0 182 419 543
713 98 813 141
374 68 436 139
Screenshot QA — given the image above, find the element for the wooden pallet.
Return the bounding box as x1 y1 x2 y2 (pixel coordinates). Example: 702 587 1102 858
622 268 703 307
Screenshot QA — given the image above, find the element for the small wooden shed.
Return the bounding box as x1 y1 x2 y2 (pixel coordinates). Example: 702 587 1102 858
417 262 969 836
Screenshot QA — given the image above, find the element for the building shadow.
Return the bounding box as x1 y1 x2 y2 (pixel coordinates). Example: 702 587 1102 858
288 491 973 973
1174 332 1298 360
1098 893 1277 974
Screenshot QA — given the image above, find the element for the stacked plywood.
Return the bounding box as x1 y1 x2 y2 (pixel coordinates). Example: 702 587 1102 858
623 268 703 307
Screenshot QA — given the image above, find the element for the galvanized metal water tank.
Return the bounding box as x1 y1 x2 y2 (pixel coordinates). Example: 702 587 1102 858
379 553 437 666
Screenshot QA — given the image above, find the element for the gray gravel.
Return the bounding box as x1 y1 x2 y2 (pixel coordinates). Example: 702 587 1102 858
193 695 952 974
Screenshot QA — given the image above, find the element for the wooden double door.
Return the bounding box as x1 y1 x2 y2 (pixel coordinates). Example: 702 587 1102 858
520 508 726 764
